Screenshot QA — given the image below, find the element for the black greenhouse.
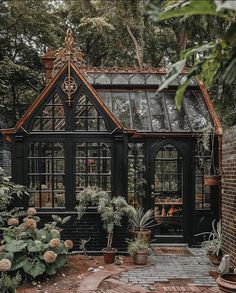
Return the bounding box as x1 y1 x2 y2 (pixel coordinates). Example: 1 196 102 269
2 31 222 251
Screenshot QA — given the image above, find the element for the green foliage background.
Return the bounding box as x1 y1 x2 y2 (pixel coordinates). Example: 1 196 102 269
0 0 235 127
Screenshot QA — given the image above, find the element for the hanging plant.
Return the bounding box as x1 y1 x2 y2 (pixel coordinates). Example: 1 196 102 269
196 124 221 186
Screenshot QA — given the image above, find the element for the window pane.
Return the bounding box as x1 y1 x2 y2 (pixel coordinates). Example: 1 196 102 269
128 143 146 207
148 92 168 131
27 142 65 208
184 91 211 130
164 92 190 131
111 92 131 128
75 93 107 131
31 93 65 132
75 142 112 194
130 92 151 130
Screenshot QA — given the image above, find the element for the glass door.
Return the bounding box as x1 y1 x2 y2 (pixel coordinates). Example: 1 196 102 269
152 144 183 236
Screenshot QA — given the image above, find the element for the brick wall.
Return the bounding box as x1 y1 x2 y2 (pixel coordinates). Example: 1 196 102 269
222 125 236 266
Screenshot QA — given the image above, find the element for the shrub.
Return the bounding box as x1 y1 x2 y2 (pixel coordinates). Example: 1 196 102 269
0 272 21 293
0 212 72 279
76 186 134 250
0 167 28 226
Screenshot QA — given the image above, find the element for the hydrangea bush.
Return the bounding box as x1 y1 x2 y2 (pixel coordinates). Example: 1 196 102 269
0 209 73 279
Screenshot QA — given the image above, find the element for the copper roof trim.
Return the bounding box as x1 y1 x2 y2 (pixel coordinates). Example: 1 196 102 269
197 79 223 135
79 66 189 74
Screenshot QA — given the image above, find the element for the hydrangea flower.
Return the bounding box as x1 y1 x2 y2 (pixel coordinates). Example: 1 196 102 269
64 240 73 250
0 259 12 271
7 218 19 226
49 238 60 248
27 207 37 216
24 218 37 229
43 251 57 263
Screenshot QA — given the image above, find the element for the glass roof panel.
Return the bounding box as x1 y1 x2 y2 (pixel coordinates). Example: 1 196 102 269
148 92 169 131
129 74 145 84
130 91 151 131
111 91 131 128
145 74 162 85
184 91 211 130
94 73 111 84
164 92 190 131
112 74 129 84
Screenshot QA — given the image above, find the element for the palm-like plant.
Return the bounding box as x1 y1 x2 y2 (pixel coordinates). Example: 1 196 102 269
196 219 222 256
128 208 154 231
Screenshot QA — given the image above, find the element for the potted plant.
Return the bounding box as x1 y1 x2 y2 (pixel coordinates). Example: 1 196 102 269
216 274 236 292
127 237 149 265
195 219 222 265
128 207 155 244
196 125 221 186
76 186 133 264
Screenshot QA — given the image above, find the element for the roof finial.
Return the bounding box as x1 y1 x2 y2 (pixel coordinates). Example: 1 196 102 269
52 28 84 77
65 28 74 55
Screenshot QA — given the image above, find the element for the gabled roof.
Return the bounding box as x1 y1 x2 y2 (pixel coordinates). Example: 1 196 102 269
9 61 124 134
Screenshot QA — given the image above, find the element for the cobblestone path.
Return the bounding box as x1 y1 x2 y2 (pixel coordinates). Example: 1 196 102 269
117 248 219 292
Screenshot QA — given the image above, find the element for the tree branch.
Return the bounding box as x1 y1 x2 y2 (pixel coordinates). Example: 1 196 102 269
126 22 143 68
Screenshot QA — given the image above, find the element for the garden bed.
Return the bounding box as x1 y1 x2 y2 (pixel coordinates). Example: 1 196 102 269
17 254 135 293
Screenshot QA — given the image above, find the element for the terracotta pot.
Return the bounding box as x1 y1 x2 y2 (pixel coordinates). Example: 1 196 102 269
102 248 117 264
208 253 222 265
129 229 151 244
216 274 236 292
204 175 221 186
133 250 149 265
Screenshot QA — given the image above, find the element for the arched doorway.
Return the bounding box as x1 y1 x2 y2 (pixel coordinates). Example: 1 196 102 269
149 142 193 243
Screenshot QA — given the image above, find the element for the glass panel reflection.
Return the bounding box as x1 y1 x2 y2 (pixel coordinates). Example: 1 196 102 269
164 92 190 131
130 92 151 130
111 92 131 128
184 91 211 130
148 92 168 131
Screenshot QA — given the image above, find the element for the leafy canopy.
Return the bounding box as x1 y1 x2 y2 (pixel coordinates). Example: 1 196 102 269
148 0 236 111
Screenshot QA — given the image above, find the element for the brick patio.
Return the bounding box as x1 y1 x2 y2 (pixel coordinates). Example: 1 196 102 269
112 247 219 293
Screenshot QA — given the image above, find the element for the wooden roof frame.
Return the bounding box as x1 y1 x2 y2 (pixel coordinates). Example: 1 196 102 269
1 61 222 138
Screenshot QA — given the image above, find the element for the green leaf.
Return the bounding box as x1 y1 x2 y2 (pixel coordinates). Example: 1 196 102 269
52 215 61 223
183 43 215 59
54 243 67 255
223 57 236 85
46 262 57 275
61 216 71 225
5 240 27 252
175 79 190 110
157 60 186 92
0 251 14 261
23 259 46 278
54 254 67 268
27 240 44 252
11 257 28 271
150 0 227 22
198 59 220 88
